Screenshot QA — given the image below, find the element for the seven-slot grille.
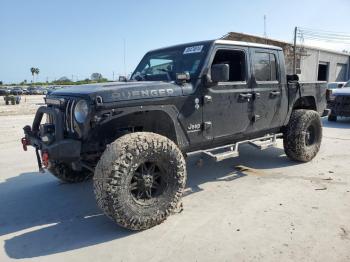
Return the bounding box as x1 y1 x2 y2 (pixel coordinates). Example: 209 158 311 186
64 98 76 134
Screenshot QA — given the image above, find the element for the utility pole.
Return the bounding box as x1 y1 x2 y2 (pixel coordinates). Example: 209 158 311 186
113 71 115 81
123 39 126 77
293 26 297 75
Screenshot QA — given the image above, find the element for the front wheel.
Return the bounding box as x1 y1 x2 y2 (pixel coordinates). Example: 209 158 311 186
283 109 322 162
94 132 187 231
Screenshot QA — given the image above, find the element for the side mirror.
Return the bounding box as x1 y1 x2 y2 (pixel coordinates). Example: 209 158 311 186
211 64 229 82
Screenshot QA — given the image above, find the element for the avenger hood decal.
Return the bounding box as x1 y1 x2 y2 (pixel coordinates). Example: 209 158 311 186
50 81 186 103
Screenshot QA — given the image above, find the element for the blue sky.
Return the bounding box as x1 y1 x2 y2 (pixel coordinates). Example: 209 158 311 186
1 0 350 83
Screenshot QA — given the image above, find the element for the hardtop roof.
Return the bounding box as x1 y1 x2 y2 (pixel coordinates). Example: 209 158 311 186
148 39 283 53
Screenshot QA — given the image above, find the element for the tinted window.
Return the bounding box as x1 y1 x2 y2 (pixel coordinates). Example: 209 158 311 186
254 52 278 81
270 54 277 81
212 49 246 82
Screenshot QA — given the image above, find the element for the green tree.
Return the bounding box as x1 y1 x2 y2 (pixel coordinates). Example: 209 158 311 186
91 72 102 81
0 81 3 85
35 68 40 82
30 67 36 83
30 67 40 83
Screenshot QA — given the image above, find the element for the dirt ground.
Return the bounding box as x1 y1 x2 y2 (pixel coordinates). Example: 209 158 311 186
0 95 45 116
0 114 349 262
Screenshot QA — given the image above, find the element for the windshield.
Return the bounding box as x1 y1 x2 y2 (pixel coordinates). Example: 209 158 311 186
131 44 209 82
344 81 350 88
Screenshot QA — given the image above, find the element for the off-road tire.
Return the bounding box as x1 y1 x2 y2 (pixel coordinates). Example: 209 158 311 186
94 132 186 231
283 109 322 162
328 114 337 122
48 161 93 183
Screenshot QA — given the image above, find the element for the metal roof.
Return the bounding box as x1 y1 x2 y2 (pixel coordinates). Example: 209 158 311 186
223 32 350 56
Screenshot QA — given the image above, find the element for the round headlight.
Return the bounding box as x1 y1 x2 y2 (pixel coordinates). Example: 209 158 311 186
74 100 89 123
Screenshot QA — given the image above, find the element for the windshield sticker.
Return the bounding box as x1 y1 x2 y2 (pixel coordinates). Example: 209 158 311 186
183 45 203 54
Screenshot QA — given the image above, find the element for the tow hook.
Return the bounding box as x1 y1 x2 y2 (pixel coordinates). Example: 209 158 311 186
21 137 29 151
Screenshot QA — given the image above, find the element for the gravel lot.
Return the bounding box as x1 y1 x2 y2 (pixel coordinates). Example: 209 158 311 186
0 113 349 262
0 95 45 116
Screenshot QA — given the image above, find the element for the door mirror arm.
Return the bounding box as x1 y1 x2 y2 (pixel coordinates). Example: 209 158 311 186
202 74 215 87
251 75 257 86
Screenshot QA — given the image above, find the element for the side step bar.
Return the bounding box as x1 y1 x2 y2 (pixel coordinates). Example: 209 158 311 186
187 133 282 162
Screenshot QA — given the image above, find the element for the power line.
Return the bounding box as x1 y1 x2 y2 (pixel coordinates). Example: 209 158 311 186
299 27 350 35
296 27 350 46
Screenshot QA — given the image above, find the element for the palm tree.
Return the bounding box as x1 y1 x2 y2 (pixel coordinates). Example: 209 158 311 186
30 67 40 83
35 68 40 82
30 67 36 83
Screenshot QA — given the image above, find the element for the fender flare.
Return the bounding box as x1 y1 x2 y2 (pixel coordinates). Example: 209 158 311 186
96 104 189 149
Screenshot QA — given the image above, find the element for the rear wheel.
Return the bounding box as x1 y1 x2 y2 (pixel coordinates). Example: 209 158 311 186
283 109 322 162
94 132 186 230
48 161 93 183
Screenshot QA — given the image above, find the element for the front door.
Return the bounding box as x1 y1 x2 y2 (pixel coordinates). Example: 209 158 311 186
203 47 253 141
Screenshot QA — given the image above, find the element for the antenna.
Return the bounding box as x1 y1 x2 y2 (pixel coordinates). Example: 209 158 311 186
264 15 267 39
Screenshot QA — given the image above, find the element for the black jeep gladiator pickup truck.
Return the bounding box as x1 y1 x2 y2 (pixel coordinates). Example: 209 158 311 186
22 40 327 230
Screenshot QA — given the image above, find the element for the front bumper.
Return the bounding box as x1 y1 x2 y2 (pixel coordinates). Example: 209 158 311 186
22 106 81 169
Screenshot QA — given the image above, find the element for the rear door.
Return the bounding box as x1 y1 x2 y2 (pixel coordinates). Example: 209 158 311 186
203 46 253 141
250 48 285 131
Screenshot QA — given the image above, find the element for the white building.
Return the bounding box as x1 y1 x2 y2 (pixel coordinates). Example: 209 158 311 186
222 32 350 82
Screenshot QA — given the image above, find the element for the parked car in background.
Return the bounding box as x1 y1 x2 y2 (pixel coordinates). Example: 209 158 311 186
0 89 9 96
22 88 29 95
47 86 63 95
326 82 346 104
10 87 24 95
37 87 48 95
328 82 350 121
27 87 40 95
327 82 346 89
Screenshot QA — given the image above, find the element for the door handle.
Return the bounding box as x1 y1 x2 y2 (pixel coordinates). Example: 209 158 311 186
270 91 281 97
239 93 253 101
253 92 261 99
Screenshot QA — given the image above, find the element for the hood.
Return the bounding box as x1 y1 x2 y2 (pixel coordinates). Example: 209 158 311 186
333 87 350 96
50 81 187 103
